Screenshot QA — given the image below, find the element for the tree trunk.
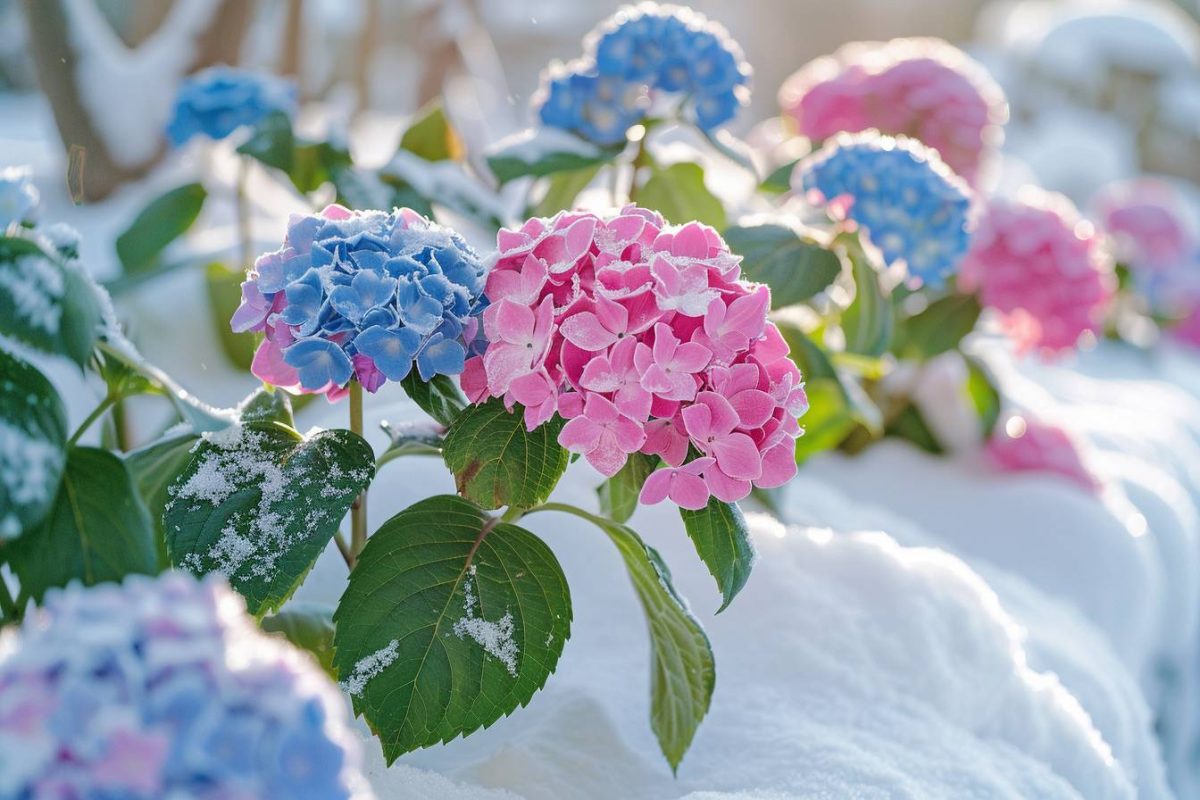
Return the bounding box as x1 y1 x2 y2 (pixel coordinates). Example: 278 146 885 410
21 0 252 202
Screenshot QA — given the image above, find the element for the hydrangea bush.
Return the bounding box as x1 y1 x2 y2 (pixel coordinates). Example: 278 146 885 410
0 574 371 800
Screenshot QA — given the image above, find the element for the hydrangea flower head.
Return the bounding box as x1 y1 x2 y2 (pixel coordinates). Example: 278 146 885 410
462 206 807 508
233 204 487 400
986 414 1098 492
0 166 39 230
959 190 1115 355
0 573 371 800
535 3 751 143
167 65 297 148
779 38 1008 185
795 131 973 288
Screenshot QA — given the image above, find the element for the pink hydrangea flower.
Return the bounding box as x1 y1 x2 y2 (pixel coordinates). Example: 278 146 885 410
959 191 1116 355
466 206 807 507
1093 179 1193 273
778 38 1008 185
986 414 1098 492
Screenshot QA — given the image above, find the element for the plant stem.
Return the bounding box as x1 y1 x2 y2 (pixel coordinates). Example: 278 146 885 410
236 156 252 272
627 133 651 204
349 381 368 563
0 573 17 623
333 530 354 569
67 396 116 447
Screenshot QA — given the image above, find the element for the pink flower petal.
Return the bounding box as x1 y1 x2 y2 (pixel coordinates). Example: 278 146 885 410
640 468 673 505
711 431 763 480
728 389 776 429
560 311 619 351
669 472 711 510
559 415 601 453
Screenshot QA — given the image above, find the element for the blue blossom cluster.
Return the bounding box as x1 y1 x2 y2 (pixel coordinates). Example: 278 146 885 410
233 205 487 398
795 132 974 288
0 166 39 230
536 3 751 144
0 574 371 800
167 65 297 148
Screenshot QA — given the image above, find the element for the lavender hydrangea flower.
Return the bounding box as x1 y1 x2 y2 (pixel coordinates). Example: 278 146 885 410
0 166 39 230
0 573 372 800
795 131 973 288
167 65 297 148
535 3 751 144
232 204 486 399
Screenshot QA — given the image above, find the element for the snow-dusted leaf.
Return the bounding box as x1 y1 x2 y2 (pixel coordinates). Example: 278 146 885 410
378 419 444 464
679 498 755 612
399 101 463 162
95 338 233 433
598 451 656 524
724 224 842 307
124 431 199 566
0 235 101 367
443 399 568 511
262 602 338 677
115 182 207 275
164 423 374 616
8 447 156 603
400 371 466 427
0 349 67 539
487 128 618 185
840 234 894 358
237 386 296 427
637 162 726 230
895 291 982 360
333 495 571 762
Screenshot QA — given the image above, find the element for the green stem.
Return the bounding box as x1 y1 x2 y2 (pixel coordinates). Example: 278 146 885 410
525 501 607 528
627 133 651 204
333 529 354 569
349 381 368 563
500 506 526 523
67 396 116 447
236 157 252 272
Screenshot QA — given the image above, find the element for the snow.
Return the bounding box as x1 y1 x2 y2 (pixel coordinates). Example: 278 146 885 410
341 639 401 697
0 421 62 510
486 126 602 163
0 255 64 335
453 566 520 677
61 0 221 167
384 150 511 224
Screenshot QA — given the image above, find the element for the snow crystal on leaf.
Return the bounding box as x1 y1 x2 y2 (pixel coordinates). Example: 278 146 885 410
0 421 62 509
453 566 520 677
0 255 64 334
341 639 400 697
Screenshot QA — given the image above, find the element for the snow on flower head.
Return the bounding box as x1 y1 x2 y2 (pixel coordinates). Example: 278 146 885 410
167 65 297 148
233 204 487 400
959 189 1115 355
535 3 751 144
795 131 973 288
986 414 1098 492
0 573 371 800
462 206 807 508
0 166 39 230
778 38 1007 185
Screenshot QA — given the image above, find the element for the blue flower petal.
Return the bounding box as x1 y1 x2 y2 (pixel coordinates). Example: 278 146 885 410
284 338 354 390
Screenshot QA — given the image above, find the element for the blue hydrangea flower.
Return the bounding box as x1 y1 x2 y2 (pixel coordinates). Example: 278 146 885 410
796 131 973 288
0 166 39 229
167 65 297 148
232 205 487 397
535 4 751 143
0 574 372 800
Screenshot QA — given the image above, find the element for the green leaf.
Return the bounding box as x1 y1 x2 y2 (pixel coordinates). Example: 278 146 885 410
724 224 841 307
965 355 1001 439
399 371 467 427
487 129 618 184
0 235 101 367
94 340 232 434
532 164 602 217
115 183 207 275
597 451 656 524
637 162 726 230
886 403 943 455
95 348 161 402
531 503 713 770
292 141 354 195
443 399 568 510
205 262 257 370
760 158 799 194
378 419 444 464
237 386 295 427
8 447 156 603
792 379 857 462
0 350 67 538
236 110 296 173
400 101 463 162
333 495 571 761
840 235 893 357
261 602 338 676
896 291 981 360
124 432 198 567
678 498 754 612
165 424 374 616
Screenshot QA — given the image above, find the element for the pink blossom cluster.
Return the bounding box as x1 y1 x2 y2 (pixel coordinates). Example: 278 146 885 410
461 206 808 509
1093 179 1194 274
959 192 1115 355
777 38 1007 186
986 415 1098 493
